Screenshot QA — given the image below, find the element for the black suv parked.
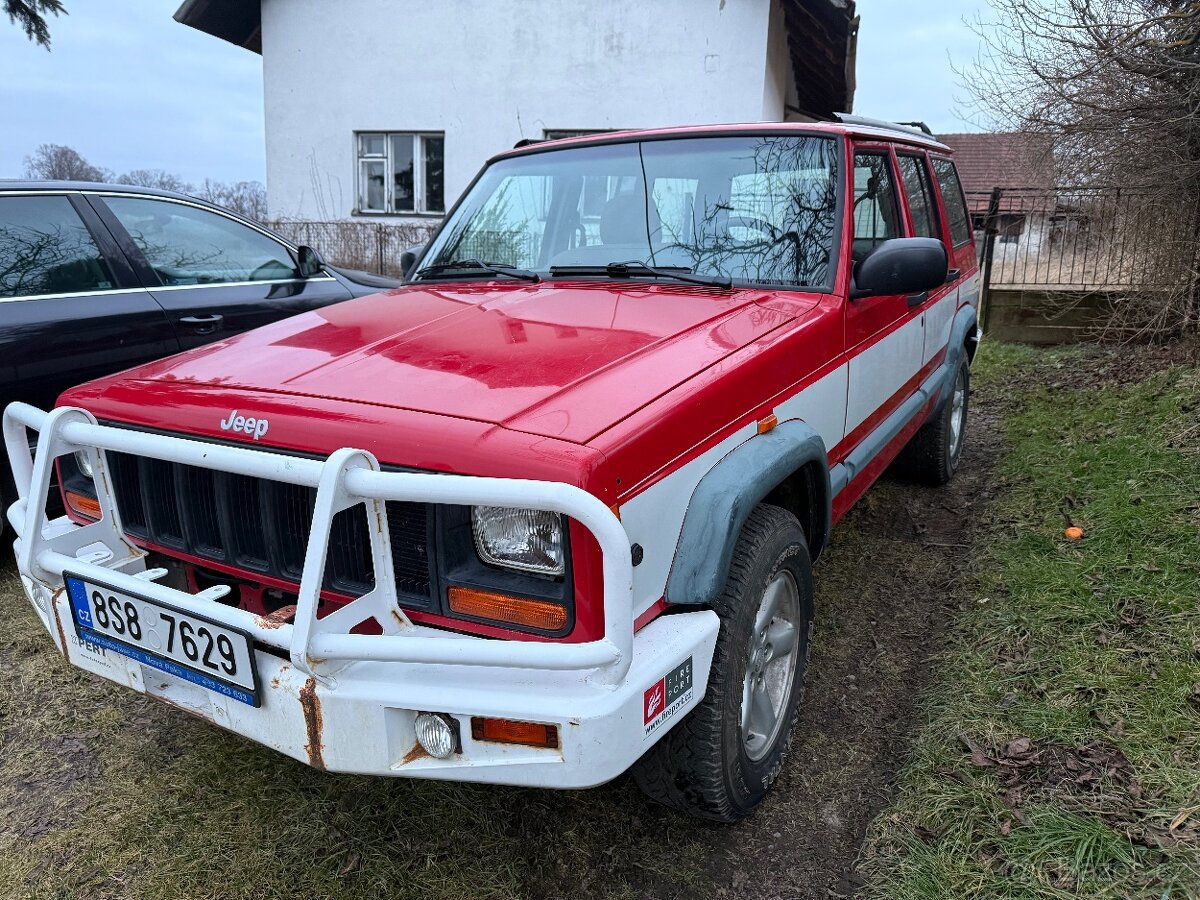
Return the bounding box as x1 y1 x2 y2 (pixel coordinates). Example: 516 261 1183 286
0 181 400 518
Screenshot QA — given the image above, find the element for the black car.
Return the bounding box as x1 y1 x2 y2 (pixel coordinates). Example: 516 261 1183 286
0 180 401 519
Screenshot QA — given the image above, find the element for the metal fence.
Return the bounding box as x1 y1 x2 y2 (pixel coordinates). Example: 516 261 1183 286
967 187 1200 291
266 219 442 278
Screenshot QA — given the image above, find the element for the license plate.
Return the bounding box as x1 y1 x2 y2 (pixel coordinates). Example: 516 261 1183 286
64 573 260 706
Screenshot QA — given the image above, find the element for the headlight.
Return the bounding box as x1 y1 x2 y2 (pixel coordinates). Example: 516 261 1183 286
471 506 565 576
74 450 95 479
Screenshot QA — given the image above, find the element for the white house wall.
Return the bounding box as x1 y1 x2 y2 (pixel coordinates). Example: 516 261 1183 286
260 0 780 221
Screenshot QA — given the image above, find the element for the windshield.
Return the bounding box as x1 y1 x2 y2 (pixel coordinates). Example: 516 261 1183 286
418 135 840 289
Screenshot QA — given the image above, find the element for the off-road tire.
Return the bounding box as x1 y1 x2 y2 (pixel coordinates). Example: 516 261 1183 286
632 504 814 822
893 356 970 486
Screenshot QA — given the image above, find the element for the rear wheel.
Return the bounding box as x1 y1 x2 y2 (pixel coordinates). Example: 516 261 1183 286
632 504 813 822
893 356 970 485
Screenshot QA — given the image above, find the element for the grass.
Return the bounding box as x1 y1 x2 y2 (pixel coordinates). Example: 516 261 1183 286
859 341 1200 898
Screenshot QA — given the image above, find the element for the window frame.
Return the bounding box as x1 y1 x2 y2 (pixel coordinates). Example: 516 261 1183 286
354 131 446 217
850 144 905 250
929 156 973 249
895 151 941 241
0 190 140 302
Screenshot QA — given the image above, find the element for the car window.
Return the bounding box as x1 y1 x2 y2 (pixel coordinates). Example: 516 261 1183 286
852 152 901 261
0 195 117 298
897 155 939 239
931 158 972 247
103 197 298 286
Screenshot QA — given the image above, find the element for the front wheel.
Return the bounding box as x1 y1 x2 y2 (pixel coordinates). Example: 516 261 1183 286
632 504 814 822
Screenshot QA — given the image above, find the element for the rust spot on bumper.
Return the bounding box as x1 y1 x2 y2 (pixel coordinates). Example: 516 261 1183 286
49 587 69 657
298 677 326 771
398 741 431 766
255 605 297 630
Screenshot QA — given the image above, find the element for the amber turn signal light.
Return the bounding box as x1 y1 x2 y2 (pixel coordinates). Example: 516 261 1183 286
65 491 101 520
448 586 568 632
471 717 560 749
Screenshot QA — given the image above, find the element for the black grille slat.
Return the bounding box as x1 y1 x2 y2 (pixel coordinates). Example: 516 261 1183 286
141 458 184 548
105 452 434 606
109 452 148 537
327 506 375 594
275 482 317 580
388 502 431 599
223 474 268 572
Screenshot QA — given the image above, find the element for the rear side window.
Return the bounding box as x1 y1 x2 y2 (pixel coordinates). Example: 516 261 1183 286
897 155 939 239
931 158 972 247
0 195 116 298
103 197 298 286
852 151 902 261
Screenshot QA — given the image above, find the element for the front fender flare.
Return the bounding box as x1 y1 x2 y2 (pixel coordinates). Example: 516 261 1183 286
932 305 979 414
663 421 830 607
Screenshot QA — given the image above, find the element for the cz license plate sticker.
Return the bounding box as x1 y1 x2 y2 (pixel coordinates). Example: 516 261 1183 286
65 573 259 706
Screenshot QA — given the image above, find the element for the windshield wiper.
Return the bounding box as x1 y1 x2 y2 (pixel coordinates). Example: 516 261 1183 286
549 261 732 290
416 259 541 283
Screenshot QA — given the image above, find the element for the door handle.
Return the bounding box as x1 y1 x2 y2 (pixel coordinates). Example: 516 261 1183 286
945 268 961 283
179 314 224 334
906 292 929 308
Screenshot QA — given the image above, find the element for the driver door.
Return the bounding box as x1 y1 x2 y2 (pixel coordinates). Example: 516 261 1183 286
88 194 352 350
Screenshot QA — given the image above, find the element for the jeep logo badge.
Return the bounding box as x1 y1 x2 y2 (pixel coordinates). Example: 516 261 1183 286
219 410 269 441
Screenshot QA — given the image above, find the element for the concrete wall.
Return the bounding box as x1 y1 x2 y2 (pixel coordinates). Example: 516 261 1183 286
260 0 781 221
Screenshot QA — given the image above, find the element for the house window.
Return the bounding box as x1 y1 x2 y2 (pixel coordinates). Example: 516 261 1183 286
997 213 1026 244
356 132 445 215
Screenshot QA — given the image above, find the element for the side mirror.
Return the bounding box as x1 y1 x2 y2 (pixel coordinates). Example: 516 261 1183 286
852 237 948 299
400 244 424 280
295 245 326 279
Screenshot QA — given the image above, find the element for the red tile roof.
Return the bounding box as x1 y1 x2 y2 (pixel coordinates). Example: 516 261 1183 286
938 132 1055 213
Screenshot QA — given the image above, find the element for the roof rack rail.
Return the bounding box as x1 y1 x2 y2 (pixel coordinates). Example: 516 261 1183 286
832 113 936 139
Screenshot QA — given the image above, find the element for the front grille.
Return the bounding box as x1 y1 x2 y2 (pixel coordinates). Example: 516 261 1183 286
107 451 433 606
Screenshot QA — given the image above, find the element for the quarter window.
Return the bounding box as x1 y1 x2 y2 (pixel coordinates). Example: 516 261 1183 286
0 195 116 298
104 197 299 286
852 152 902 261
356 132 445 215
897 155 939 239
931 158 972 247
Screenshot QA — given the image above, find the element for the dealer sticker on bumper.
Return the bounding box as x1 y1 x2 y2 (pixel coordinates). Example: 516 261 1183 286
643 657 693 738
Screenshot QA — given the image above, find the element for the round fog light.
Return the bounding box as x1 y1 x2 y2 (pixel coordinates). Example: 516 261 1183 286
414 712 457 759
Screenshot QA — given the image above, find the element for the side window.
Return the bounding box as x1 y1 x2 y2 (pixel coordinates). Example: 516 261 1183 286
852 151 902 261
0 195 117 298
104 197 299 286
931 158 972 247
897 155 939 239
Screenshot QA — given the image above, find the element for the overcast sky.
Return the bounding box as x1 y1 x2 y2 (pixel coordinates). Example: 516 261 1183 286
0 0 990 185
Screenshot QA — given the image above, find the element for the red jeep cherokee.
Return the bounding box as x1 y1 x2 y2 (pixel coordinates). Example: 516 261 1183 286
5 119 980 822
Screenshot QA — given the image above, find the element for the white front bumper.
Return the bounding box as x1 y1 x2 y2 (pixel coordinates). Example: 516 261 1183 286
7 403 719 787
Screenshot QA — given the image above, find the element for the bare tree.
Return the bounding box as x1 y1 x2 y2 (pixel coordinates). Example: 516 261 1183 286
116 169 194 194
197 179 268 222
5 0 64 48
22 143 107 181
966 0 1200 338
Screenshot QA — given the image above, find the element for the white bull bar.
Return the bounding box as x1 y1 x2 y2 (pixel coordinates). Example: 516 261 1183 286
4 402 636 687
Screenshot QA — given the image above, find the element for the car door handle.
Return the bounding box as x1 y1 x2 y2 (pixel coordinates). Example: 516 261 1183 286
906 292 929 308
179 314 224 334
945 268 961 283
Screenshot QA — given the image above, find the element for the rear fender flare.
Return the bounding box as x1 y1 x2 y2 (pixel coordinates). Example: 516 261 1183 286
663 421 830 607
932 305 979 415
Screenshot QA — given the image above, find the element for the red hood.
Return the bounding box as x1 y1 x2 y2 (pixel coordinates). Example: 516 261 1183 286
73 281 813 444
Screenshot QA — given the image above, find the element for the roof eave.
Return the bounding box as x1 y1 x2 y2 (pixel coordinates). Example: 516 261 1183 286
174 0 262 53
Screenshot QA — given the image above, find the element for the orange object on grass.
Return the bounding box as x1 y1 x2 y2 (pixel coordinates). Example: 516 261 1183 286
1064 526 1084 540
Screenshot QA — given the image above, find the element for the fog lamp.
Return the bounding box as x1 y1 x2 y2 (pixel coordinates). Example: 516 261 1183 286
414 712 458 759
